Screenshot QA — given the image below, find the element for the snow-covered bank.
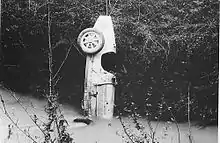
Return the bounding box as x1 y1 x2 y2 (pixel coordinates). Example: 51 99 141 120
0 89 218 143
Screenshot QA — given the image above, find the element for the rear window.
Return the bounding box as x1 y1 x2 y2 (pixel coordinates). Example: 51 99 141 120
101 52 117 74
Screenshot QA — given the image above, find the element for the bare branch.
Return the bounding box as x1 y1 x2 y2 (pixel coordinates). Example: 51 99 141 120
47 0 53 98
187 82 193 143
73 43 86 57
7 89 46 135
52 39 69 50
80 4 101 15
137 0 141 22
118 115 136 143
109 0 120 15
53 44 72 80
0 94 37 143
163 101 181 143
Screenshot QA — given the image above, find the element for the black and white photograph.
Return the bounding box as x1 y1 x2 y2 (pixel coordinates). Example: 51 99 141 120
0 0 218 143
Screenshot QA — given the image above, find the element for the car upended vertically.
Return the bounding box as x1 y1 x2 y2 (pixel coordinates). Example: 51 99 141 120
77 16 117 119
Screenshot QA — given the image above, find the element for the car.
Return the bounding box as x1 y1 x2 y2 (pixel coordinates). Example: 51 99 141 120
77 16 117 119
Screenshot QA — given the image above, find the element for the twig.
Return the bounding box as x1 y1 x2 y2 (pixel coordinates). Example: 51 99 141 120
0 94 37 143
149 35 166 52
55 117 61 141
53 44 72 80
7 89 46 135
74 42 86 57
151 120 160 142
47 0 53 99
34 1 53 12
137 0 141 22
118 115 135 143
164 101 181 143
109 0 119 15
187 82 193 143
1 86 47 131
156 89 181 143
45 1 60 142
54 76 63 87
80 4 101 15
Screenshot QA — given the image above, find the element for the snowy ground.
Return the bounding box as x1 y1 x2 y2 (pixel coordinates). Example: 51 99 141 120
0 88 218 143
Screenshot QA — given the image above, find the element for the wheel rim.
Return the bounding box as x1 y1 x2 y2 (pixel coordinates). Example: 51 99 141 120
81 32 102 52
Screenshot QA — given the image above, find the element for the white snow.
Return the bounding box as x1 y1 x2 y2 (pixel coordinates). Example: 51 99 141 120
0 88 218 143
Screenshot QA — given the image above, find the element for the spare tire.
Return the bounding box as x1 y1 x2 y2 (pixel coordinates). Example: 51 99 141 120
77 28 105 54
